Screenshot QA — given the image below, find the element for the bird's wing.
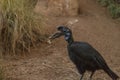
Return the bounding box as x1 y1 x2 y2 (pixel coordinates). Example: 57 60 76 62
69 42 108 68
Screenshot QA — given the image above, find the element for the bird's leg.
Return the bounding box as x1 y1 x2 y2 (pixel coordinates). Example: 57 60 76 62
80 74 84 80
89 71 95 80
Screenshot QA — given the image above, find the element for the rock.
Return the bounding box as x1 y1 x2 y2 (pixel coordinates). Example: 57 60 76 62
47 0 80 16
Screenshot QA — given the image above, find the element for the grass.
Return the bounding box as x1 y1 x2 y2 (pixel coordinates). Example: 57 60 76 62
98 0 120 18
108 3 120 18
0 65 4 80
0 0 45 55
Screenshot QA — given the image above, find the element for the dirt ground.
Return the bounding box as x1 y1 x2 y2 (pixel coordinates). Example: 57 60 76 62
1 0 120 80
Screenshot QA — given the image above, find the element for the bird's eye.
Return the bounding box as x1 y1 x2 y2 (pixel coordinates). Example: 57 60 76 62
63 30 66 32
63 28 67 32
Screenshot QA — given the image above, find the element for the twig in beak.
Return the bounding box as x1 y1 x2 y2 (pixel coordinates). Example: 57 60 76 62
47 39 52 44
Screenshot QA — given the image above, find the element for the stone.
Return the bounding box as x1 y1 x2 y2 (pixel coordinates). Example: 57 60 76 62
47 0 80 16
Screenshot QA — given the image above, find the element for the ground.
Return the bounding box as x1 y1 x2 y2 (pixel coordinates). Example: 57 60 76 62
1 0 120 80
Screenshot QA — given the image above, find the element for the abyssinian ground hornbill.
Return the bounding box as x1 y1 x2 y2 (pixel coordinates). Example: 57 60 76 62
49 26 119 80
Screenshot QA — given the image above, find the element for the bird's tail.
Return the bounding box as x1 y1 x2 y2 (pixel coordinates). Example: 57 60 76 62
104 68 119 80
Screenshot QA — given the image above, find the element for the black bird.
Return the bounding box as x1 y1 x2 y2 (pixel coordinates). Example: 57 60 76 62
49 26 119 80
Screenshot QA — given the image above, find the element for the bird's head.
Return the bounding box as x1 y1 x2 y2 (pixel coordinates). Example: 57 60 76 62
49 26 72 41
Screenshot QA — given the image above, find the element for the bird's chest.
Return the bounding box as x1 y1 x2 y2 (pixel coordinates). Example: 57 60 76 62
68 52 79 65
68 51 75 60
67 47 79 64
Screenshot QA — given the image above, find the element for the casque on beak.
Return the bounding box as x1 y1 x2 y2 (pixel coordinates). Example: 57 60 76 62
47 31 64 44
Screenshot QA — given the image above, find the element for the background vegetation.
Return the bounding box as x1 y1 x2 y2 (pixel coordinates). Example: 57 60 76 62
98 0 120 18
0 0 45 55
0 66 4 80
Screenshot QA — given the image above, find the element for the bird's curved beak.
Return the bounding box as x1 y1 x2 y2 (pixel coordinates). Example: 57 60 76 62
47 31 64 44
49 31 64 40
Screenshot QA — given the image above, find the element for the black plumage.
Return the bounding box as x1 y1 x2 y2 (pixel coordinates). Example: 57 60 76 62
50 26 119 80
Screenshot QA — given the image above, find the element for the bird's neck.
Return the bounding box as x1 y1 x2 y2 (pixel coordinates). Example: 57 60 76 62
67 37 74 44
64 32 74 44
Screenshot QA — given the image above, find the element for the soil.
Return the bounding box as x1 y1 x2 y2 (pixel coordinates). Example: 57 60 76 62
1 0 120 80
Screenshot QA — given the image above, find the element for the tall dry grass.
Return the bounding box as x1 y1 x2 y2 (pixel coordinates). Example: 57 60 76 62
0 0 45 55
0 66 4 80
